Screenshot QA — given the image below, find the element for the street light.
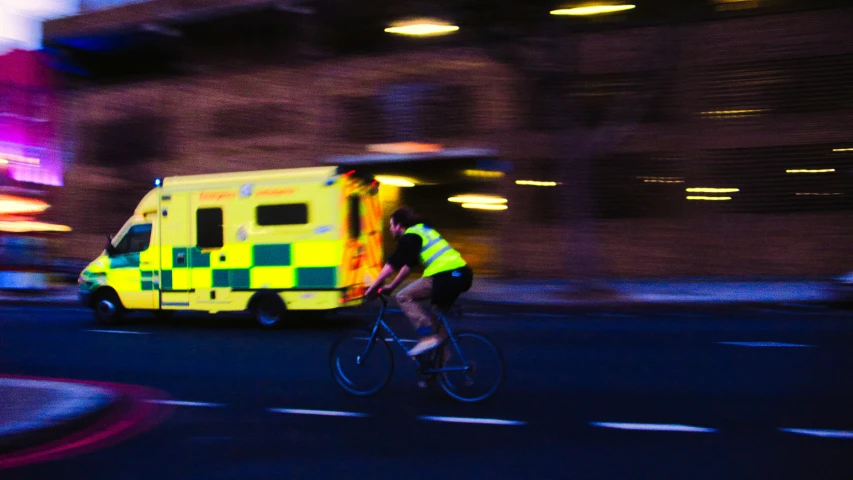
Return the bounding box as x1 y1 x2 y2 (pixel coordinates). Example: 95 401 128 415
550 4 636 16
384 19 459 36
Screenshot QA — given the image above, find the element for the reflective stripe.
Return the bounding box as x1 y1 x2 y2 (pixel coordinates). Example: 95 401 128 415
410 225 441 251
424 245 451 267
405 223 467 277
421 234 443 251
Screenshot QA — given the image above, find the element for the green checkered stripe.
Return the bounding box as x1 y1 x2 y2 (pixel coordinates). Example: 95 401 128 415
158 244 337 291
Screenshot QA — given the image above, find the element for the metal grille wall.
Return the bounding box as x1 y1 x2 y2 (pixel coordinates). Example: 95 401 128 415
592 147 853 218
697 54 853 116
700 144 853 213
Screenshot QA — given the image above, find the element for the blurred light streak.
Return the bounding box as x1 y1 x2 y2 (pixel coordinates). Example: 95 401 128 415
795 193 843 196
367 142 442 154
374 175 416 187
448 195 507 204
0 195 49 214
0 153 40 165
384 22 459 36
464 170 505 179
550 5 636 16
832 148 853 152
700 109 765 117
638 176 684 184
0 220 70 232
686 196 732 201
515 180 560 187
686 188 740 193
461 203 508 211
786 169 835 174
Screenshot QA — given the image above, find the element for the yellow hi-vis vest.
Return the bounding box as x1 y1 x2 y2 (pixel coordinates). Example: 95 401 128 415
405 223 467 277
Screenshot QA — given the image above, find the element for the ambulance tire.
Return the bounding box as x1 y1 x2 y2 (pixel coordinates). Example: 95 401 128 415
93 289 125 325
252 294 287 328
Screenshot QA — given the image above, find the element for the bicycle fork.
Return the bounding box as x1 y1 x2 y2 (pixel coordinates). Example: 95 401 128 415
357 319 385 365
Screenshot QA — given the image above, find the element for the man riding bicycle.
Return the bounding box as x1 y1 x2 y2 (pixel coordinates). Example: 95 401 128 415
364 206 474 357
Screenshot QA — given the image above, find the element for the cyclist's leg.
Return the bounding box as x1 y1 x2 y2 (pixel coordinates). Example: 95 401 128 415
396 276 434 330
398 277 445 356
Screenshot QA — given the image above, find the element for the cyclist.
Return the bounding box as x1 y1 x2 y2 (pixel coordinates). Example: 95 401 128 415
364 206 473 357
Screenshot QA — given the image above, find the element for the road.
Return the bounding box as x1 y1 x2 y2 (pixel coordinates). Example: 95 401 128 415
2 302 853 479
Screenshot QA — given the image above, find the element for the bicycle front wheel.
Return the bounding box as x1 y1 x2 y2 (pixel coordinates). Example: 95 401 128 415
330 330 394 396
437 332 504 403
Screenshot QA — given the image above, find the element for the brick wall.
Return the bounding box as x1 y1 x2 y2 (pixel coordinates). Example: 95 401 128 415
54 7 853 278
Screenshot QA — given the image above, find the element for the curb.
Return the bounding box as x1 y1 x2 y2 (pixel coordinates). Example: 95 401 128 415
459 295 840 314
0 379 119 455
0 295 79 307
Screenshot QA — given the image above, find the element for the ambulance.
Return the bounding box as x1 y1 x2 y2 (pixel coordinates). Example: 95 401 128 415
77 166 383 327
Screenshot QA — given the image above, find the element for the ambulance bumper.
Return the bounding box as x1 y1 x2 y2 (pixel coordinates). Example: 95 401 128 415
78 290 92 307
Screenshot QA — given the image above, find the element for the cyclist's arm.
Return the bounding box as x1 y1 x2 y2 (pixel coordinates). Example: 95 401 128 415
385 265 411 292
366 263 410 296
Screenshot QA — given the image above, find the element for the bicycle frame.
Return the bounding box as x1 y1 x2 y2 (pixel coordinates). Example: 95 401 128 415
358 296 471 375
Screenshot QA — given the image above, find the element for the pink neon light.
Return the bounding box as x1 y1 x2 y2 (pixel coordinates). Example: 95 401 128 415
0 49 64 187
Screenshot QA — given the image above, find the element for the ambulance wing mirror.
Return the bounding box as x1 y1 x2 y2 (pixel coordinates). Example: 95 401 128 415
105 235 119 257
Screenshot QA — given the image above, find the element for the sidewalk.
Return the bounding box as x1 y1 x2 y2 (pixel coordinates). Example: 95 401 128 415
463 276 841 308
0 378 117 455
0 277 842 309
0 286 78 306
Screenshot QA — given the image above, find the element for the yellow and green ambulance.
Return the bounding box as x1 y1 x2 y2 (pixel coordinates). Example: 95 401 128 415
78 166 383 327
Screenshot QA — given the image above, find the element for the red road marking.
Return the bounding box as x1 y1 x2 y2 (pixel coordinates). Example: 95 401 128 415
0 375 174 470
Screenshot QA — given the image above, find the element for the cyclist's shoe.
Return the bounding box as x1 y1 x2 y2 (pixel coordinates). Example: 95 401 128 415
408 334 443 357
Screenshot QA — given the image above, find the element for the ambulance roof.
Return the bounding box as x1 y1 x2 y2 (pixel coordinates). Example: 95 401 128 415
161 166 340 189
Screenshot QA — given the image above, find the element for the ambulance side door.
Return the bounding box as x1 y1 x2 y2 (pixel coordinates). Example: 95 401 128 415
189 199 229 308
159 192 192 308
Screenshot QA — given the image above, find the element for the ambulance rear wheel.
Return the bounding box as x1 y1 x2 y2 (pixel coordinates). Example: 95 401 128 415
93 290 125 325
254 295 286 328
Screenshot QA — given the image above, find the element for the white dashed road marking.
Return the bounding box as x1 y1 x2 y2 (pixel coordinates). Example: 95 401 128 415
591 422 717 433
419 416 526 426
84 329 151 335
145 400 225 408
780 428 853 439
269 408 369 418
717 341 814 348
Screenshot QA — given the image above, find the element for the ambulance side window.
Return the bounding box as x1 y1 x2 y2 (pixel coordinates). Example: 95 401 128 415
256 204 308 226
197 208 224 249
115 224 152 255
348 195 361 239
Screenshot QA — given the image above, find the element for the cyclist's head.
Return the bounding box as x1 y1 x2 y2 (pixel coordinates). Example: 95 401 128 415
390 206 423 238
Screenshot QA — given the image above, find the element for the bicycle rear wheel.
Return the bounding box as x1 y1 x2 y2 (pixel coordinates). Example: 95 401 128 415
330 330 394 396
437 332 504 403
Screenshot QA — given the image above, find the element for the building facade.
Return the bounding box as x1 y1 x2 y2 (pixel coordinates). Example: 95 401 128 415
45 1 853 278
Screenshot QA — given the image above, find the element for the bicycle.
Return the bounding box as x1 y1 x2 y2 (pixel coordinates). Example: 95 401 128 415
329 292 504 403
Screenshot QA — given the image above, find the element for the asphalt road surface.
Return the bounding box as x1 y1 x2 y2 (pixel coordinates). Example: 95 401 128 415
2 302 853 479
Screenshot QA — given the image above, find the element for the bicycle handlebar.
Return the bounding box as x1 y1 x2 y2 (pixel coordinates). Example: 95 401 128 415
364 288 391 306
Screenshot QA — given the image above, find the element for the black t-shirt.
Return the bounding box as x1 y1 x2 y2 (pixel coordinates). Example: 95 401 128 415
387 233 422 269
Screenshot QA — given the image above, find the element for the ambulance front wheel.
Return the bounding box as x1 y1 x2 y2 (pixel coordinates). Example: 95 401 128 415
253 294 287 328
93 289 125 325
